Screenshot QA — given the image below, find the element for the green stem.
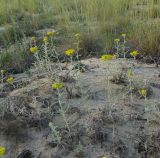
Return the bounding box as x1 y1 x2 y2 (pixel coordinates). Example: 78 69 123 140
57 90 71 134
76 40 80 61
1 73 4 92
44 42 48 65
129 79 133 104
70 56 73 65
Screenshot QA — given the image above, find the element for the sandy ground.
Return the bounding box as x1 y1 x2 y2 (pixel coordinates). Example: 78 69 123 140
0 58 160 158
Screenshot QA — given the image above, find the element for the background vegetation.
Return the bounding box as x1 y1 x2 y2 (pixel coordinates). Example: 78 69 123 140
0 0 160 71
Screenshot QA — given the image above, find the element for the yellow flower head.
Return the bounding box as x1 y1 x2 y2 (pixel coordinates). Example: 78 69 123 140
101 156 109 158
127 68 134 77
30 46 38 53
43 36 49 43
139 89 147 97
100 54 116 61
65 49 75 56
0 70 5 74
0 146 6 156
114 38 120 42
121 33 126 37
31 36 36 41
6 76 14 85
130 50 139 57
74 33 80 38
52 82 63 90
47 31 55 37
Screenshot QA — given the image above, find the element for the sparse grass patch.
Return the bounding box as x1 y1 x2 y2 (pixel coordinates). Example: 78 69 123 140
0 0 160 70
0 42 32 73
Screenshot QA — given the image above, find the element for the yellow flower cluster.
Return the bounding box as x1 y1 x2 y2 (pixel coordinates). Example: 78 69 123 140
43 31 55 43
43 36 49 43
100 54 116 61
0 146 6 156
130 50 139 57
74 33 80 38
52 82 63 90
30 46 38 53
30 31 54 45
101 156 109 158
114 38 120 42
139 89 147 98
65 49 75 56
47 31 55 36
0 70 5 74
31 36 36 41
121 33 126 37
6 76 14 85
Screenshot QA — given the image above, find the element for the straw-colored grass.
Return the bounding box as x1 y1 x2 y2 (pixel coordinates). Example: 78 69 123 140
0 0 160 71
50 0 160 55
